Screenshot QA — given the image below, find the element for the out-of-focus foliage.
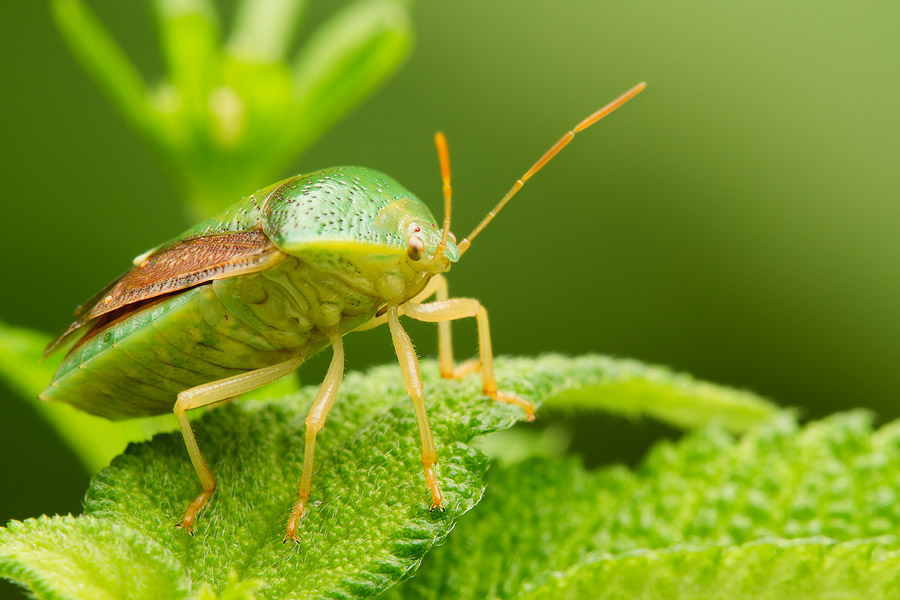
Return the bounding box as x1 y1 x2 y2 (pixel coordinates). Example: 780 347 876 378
388 412 900 599
0 319 167 472
53 0 412 217
0 319 291 473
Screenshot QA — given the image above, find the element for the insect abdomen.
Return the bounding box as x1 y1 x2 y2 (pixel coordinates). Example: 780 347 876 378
41 284 304 419
41 253 392 420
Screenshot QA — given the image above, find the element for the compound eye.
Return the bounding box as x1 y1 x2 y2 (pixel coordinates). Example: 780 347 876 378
407 235 425 261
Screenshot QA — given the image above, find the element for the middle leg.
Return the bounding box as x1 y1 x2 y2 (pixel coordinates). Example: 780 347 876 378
285 329 345 542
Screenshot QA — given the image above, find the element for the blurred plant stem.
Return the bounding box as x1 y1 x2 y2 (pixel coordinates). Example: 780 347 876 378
52 0 413 218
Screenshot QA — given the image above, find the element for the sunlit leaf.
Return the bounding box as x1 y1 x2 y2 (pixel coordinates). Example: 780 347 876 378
1 355 774 598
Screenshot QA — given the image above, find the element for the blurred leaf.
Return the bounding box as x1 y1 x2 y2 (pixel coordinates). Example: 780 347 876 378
474 425 572 465
153 0 221 134
0 319 164 473
53 0 414 218
194 573 264 600
0 319 58 400
520 538 900 600
228 0 307 63
508 354 777 433
0 515 190 600
51 0 151 131
389 411 900 599
0 318 300 473
279 0 412 165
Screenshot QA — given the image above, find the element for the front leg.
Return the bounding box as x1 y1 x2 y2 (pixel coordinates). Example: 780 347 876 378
355 274 471 380
402 298 535 421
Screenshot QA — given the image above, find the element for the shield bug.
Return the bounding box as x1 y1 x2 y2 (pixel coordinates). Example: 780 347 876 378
41 82 646 541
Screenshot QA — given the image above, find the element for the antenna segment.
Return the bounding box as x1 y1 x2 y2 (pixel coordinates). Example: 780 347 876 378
457 82 647 256
433 131 453 261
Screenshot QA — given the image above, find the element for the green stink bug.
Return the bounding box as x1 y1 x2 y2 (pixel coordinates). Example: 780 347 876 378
41 83 646 542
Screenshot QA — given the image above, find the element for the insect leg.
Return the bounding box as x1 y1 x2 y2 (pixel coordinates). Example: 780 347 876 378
285 329 345 543
175 355 303 533
352 276 472 379
392 275 479 379
353 274 448 333
387 306 444 510
423 275 481 380
402 299 535 420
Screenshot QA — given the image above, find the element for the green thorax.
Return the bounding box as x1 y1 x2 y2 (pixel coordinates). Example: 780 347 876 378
170 166 460 263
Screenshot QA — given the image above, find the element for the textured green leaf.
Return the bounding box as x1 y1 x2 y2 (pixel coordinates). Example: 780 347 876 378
390 411 900 599
0 515 190 600
521 537 900 600
2 355 772 598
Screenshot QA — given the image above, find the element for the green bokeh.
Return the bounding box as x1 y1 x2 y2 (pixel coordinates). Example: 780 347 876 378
2 2 899 595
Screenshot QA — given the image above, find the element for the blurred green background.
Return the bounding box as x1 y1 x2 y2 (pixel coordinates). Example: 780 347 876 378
2 0 899 589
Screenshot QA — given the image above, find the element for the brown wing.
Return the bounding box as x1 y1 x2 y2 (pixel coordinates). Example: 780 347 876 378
44 229 286 356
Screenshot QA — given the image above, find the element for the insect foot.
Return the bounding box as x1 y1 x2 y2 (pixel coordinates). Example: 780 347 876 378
484 385 534 423
177 488 216 536
424 463 446 513
283 499 308 544
488 389 536 422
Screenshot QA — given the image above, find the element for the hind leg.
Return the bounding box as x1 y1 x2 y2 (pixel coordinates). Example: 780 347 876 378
175 356 303 533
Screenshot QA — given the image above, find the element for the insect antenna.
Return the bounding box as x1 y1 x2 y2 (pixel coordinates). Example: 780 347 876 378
457 81 647 256
432 131 453 261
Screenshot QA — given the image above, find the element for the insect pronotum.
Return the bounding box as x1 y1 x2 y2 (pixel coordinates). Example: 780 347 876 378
41 82 646 541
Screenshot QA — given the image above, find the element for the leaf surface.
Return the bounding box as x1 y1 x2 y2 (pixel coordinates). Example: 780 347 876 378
522 537 900 600
0 515 190 600
0 355 776 599
389 411 900 599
